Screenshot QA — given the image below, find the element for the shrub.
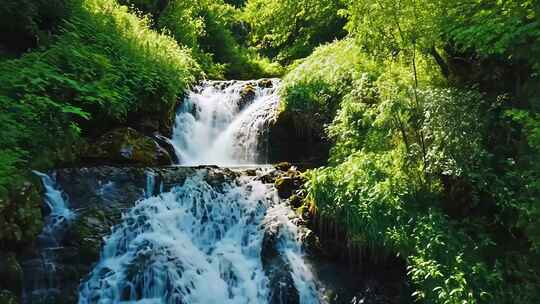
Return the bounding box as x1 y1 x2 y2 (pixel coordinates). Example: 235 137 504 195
0 0 201 245
243 0 347 63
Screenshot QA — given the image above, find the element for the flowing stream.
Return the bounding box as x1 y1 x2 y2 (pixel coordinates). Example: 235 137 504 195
29 79 322 303
23 172 75 303
171 79 280 165
78 172 318 304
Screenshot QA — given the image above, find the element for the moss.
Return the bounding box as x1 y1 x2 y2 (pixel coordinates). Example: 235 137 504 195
82 127 173 166
0 179 44 247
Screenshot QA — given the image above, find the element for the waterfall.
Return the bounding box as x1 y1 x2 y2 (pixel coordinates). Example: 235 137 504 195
79 171 319 304
74 79 322 303
23 172 75 303
171 79 280 165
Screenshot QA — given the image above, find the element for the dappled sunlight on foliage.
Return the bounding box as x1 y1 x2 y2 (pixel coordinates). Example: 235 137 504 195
0 0 201 244
243 0 346 63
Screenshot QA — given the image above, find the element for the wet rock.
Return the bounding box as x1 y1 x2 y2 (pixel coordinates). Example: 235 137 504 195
268 110 330 166
82 127 173 166
288 194 303 209
274 162 293 171
0 179 44 247
55 166 147 210
275 177 296 199
69 207 118 263
274 166 307 200
153 133 180 164
239 84 256 111
257 79 274 89
275 175 304 200
301 230 324 258
257 168 281 184
0 252 23 298
244 169 258 177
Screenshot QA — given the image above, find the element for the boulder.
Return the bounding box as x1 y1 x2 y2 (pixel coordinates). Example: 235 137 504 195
82 127 173 166
274 162 293 171
274 170 305 199
257 78 274 88
238 84 256 111
153 133 180 164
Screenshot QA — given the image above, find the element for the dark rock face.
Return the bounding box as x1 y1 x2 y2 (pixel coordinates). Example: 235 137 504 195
268 110 331 167
0 179 44 249
82 127 174 166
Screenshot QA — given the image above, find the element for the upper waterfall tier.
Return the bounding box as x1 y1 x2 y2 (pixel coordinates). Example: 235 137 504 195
171 79 280 166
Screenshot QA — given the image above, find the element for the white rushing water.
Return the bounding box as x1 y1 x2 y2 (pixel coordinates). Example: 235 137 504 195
32 171 75 246
23 172 75 303
171 80 280 166
77 79 321 303
79 172 319 304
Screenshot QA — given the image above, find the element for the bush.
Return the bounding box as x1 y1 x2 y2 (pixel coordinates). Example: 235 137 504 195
121 0 281 79
286 36 540 303
243 0 346 63
0 0 201 245
280 40 377 119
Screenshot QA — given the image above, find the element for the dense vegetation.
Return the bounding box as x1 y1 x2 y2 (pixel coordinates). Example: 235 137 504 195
1 0 539 303
275 0 540 303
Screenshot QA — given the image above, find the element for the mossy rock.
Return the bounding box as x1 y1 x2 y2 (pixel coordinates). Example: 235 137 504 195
239 84 256 110
288 194 303 209
82 127 173 166
0 252 23 297
258 79 274 88
69 207 120 263
274 170 305 199
0 180 44 246
274 162 292 171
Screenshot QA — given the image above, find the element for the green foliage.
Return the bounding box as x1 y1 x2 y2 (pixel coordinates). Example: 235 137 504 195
344 0 540 75
243 0 346 63
505 110 540 251
0 0 74 53
121 0 282 79
287 34 540 301
281 39 377 119
343 0 444 56
308 154 501 303
0 0 201 246
443 0 540 71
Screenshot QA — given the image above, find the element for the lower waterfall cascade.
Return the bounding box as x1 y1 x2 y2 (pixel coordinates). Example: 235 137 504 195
78 171 319 304
22 79 391 304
